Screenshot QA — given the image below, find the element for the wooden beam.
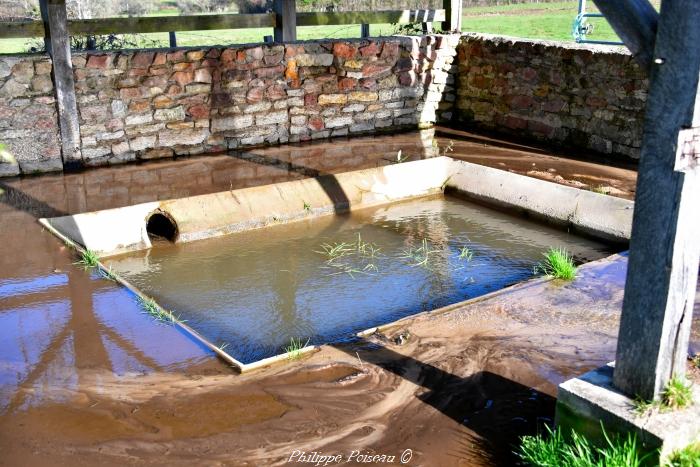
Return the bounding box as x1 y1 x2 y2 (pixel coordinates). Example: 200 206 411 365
0 20 44 39
39 0 82 167
442 0 462 32
613 0 700 400
69 13 274 36
592 0 658 71
0 10 448 40
273 0 296 42
296 10 445 27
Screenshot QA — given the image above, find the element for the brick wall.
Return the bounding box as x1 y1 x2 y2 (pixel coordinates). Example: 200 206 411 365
455 34 648 159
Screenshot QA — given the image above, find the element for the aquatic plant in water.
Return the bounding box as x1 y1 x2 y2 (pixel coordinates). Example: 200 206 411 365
401 238 440 268
315 233 382 278
284 337 310 360
458 245 473 261
534 247 577 280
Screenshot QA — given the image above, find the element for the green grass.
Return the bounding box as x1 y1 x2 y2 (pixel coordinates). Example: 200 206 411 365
401 238 440 269
666 441 700 467
315 233 382 278
458 245 473 261
635 376 694 415
535 247 577 280
0 1 636 54
519 425 648 467
138 296 181 324
661 376 694 410
73 249 100 269
283 337 310 360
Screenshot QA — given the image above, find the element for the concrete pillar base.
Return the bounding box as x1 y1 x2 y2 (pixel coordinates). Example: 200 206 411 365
556 363 700 463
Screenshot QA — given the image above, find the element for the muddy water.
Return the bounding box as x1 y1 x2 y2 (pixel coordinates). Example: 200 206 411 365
0 128 677 467
109 196 613 363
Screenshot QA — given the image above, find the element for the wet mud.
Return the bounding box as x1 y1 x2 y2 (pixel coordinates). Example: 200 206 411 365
0 129 693 467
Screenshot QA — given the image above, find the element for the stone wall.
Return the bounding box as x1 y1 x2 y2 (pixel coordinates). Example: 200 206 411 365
68 35 458 168
0 33 651 178
0 55 62 176
455 34 648 159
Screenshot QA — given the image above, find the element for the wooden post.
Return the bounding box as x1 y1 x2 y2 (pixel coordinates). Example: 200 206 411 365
442 0 462 33
273 0 296 42
39 0 82 167
608 0 700 400
169 31 177 48
592 0 658 71
360 24 370 38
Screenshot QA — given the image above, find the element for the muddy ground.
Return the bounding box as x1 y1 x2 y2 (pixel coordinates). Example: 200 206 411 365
1 129 692 466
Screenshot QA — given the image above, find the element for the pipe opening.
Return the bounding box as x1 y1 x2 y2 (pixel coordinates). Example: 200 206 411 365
146 211 178 242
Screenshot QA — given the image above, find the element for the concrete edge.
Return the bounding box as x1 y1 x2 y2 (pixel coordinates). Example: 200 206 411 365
556 362 700 462
445 159 634 243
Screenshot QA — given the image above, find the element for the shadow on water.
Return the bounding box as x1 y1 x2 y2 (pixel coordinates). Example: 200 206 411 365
337 340 555 466
0 181 67 218
226 149 354 213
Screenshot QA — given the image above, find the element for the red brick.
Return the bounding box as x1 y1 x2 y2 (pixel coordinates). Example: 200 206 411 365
338 77 357 91
171 71 194 86
304 93 318 106
246 86 264 103
361 63 392 78
86 54 112 69
166 50 186 62
359 42 380 57
379 42 400 60
188 104 210 119
265 84 286 101
308 116 324 131
333 42 356 59
132 52 155 68
255 65 285 79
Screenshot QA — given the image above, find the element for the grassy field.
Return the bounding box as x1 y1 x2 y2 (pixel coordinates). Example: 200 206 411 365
0 1 629 54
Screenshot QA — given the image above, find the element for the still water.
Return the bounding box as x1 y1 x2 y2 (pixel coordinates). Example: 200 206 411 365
108 196 614 363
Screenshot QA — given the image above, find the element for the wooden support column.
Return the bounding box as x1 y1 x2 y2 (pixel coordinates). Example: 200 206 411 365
611 0 700 400
593 0 658 71
273 0 296 42
442 0 462 33
360 24 370 38
39 0 82 167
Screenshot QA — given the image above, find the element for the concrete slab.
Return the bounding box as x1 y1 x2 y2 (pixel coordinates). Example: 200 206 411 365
556 363 700 462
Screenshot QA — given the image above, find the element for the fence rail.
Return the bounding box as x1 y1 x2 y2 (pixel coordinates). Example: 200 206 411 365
0 9 448 40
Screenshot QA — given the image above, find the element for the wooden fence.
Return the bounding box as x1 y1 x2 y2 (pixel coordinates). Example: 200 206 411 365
0 1 460 45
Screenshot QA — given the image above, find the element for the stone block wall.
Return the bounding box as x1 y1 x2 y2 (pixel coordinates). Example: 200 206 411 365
455 34 648 159
68 34 459 168
0 33 651 178
0 55 61 176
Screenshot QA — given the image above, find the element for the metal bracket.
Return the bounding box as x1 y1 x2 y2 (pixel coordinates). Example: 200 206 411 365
675 128 700 172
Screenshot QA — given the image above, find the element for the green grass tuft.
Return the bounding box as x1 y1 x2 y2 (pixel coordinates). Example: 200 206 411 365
138 296 181 325
74 249 100 269
458 245 473 261
662 376 694 410
519 424 648 467
635 375 694 415
534 247 577 280
666 441 700 467
283 337 310 360
401 238 440 269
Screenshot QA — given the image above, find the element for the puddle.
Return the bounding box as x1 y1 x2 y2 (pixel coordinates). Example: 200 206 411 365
107 195 614 364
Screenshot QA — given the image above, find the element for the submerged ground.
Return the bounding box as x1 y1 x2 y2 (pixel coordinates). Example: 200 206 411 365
0 128 695 466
